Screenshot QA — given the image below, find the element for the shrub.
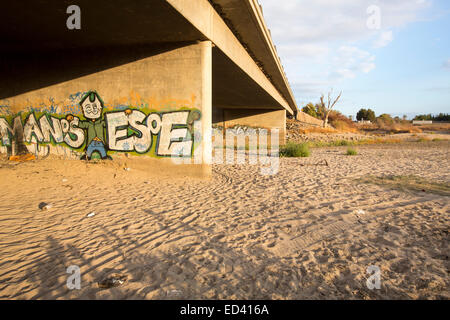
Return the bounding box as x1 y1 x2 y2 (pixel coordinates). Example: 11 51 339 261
332 119 353 132
334 140 352 146
280 142 310 157
372 119 421 134
377 114 394 126
328 111 358 133
346 147 358 156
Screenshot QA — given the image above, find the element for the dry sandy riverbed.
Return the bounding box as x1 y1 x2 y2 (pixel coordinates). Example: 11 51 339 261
0 141 448 299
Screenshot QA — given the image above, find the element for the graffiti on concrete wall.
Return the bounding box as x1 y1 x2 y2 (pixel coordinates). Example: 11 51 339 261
0 91 201 160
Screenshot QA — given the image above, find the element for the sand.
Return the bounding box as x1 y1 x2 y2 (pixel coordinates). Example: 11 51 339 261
0 141 448 300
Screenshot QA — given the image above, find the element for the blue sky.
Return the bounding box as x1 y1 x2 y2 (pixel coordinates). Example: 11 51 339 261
259 0 450 118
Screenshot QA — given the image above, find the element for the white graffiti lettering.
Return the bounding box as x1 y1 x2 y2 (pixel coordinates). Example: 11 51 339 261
0 110 197 158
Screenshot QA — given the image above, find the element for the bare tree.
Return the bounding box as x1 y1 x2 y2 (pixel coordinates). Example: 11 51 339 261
319 90 342 128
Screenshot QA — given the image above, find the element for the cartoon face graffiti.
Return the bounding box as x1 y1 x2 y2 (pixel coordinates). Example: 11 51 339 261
80 92 103 120
70 91 112 160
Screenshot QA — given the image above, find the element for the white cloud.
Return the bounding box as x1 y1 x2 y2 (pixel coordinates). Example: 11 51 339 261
261 0 430 45
330 46 376 80
278 43 329 60
373 30 394 48
259 0 431 102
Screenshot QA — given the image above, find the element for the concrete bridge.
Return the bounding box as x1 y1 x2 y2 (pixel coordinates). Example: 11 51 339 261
0 0 297 175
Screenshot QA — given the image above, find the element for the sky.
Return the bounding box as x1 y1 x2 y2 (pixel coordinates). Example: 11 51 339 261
258 0 450 118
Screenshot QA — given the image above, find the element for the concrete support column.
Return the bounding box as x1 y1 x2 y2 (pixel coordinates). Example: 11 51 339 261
200 41 212 166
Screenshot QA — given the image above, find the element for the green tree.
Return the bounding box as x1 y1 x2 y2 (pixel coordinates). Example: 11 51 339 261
435 113 450 121
356 108 376 122
414 114 432 121
356 108 367 121
315 103 326 119
301 103 318 118
366 109 376 122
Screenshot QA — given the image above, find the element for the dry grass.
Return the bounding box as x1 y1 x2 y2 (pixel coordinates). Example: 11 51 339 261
417 123 450 133
331 120 359 133
357 175 450 197
357 122 422 134
358 138 403 145
298 127 338 134
389 124 422 134
356 123 379 131
309 138 403 148
309 136 449 148
298 124 359 134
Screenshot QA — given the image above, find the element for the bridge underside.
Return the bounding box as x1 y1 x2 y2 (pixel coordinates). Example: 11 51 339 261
0 0 293 174
1 45 286 114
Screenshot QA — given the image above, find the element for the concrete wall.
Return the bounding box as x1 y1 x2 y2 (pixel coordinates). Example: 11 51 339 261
412 120 433 125
213 108 286 145
0 42 212 176
296 111 324 127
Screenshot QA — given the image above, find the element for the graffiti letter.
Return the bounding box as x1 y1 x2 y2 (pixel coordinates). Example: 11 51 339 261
61 119 70 134
24 114 44 143
146 113 162 135
39 116 64 143
64 117 85 148
106 112 133 151
66 5 81 30
0 117 24 146
158 112 192 157
129 110 151 153
0 118 11 145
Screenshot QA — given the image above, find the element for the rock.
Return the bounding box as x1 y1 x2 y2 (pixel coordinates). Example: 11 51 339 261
97 273 128 289
211 234 225 242
267 241 276 248
87 212 96 217
39 202 53 211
